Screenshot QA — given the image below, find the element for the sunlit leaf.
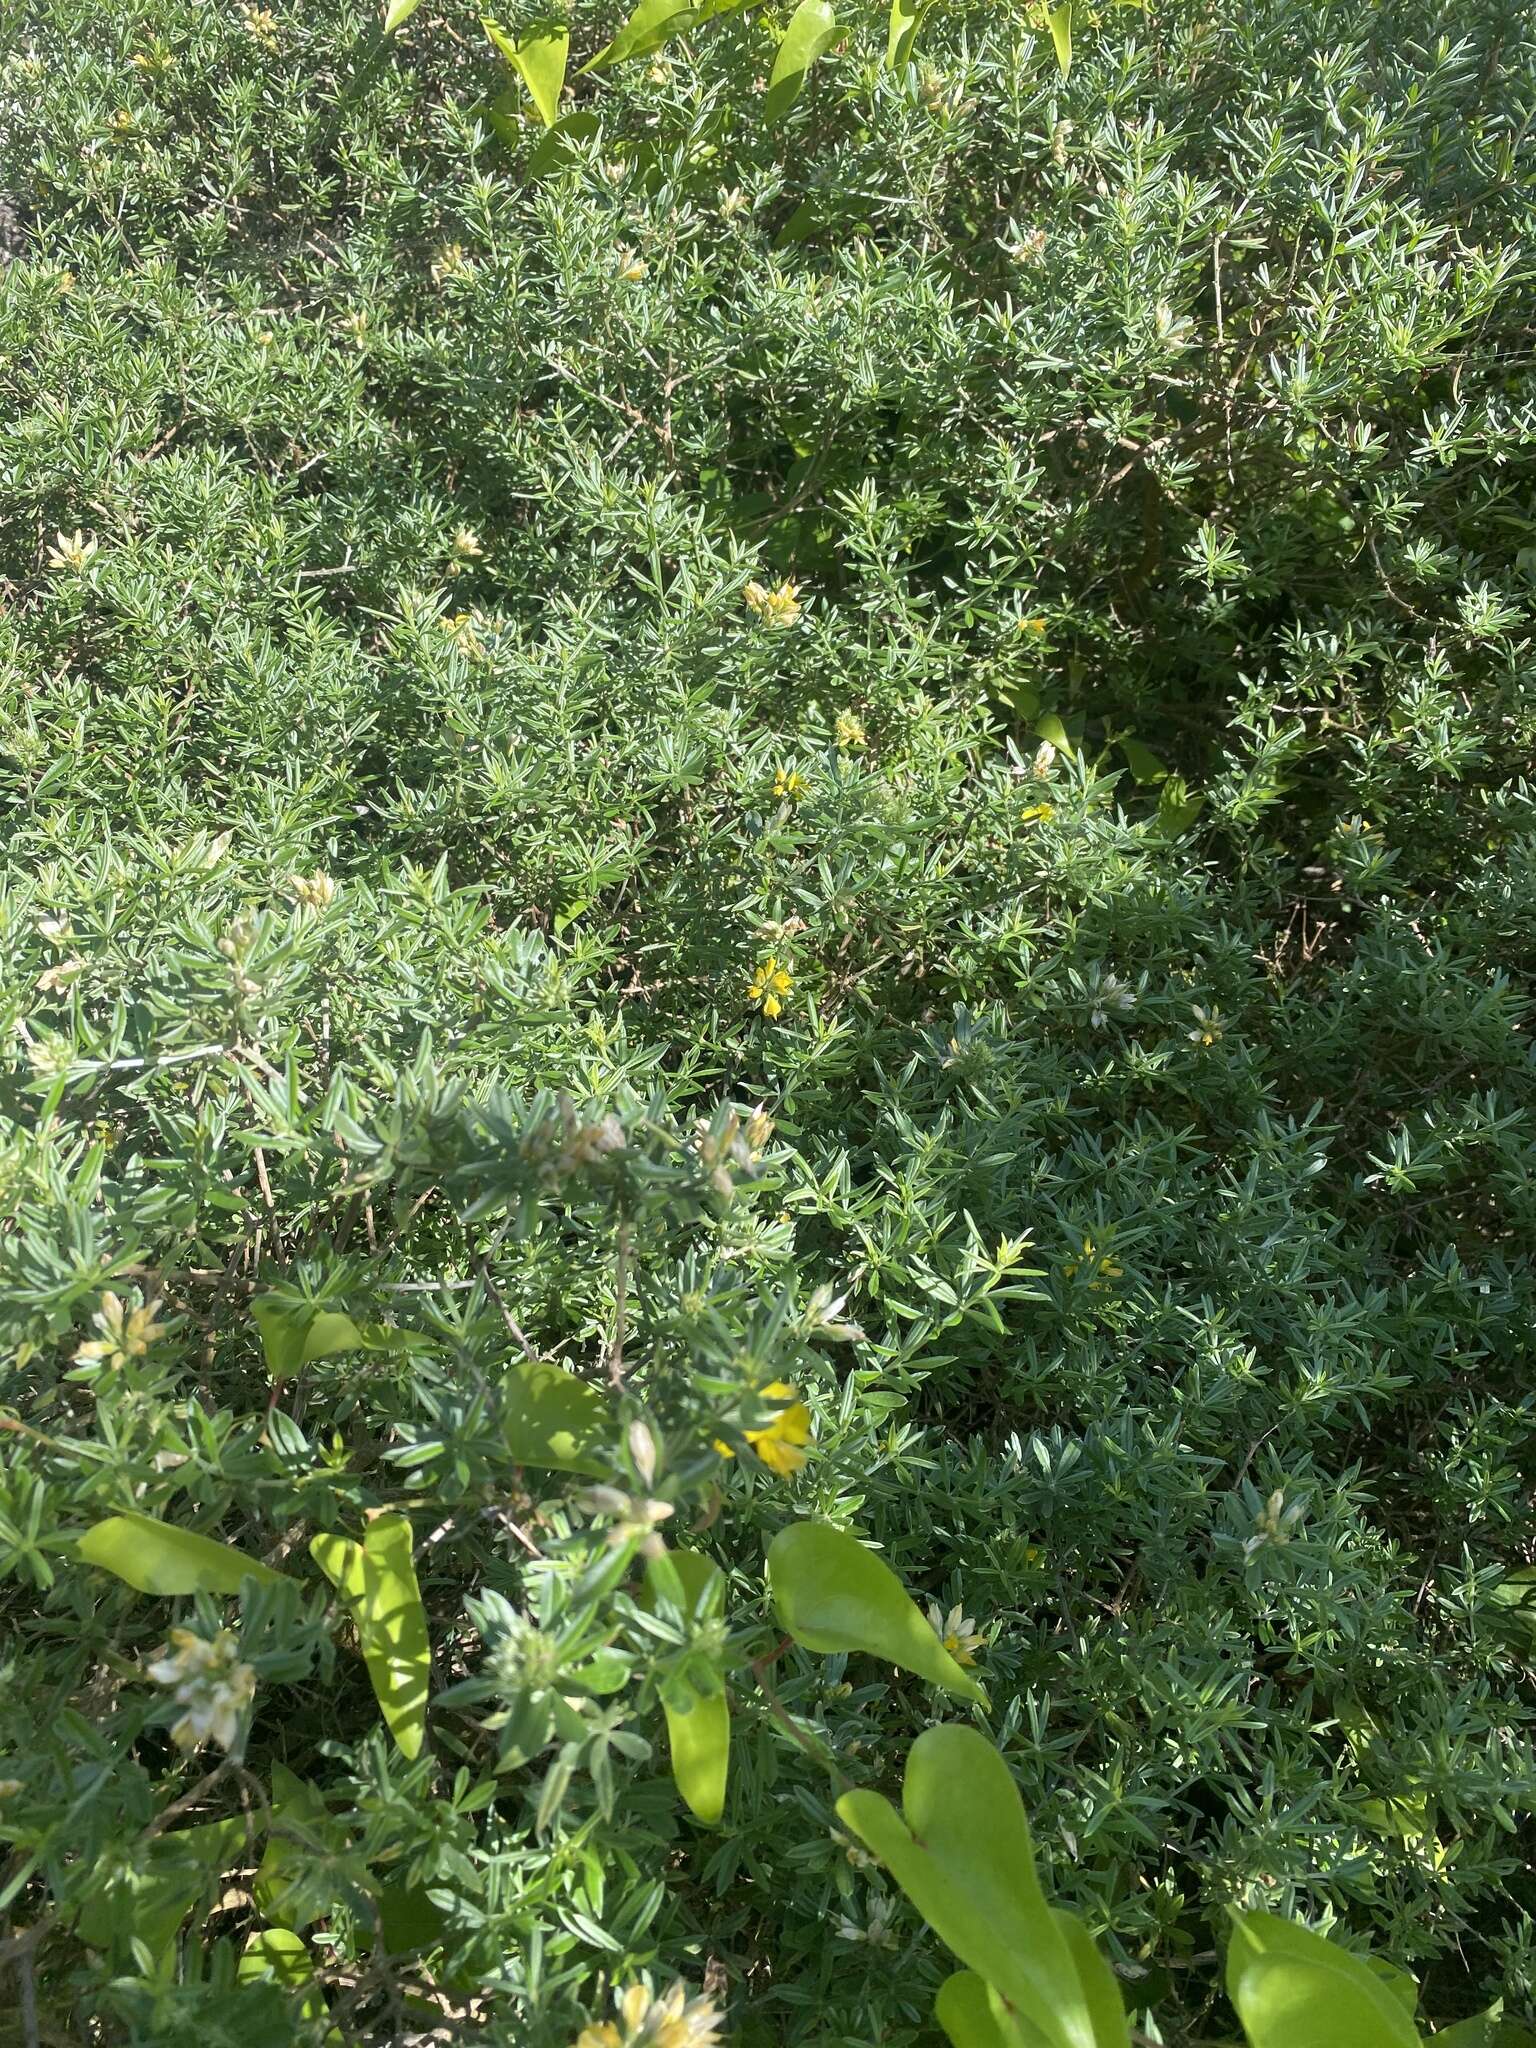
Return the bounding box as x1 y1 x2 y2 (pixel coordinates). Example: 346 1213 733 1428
582 0 697 72
837 1725 1106 2048
77 1511 287 1596
502 1359 614 1475
311 1514 431 1760
238 1926 331 2028
1046 1 1071 77
767 1521 985 1702
644 1548 729 1824
1225 1909 1421 2048
764 0 838 122
886 0 935 66
483 17 569 128
77 1819 246 1976
935 1971 1025 2048
383 0 423 31
252 1298 434 1384
1118 737 1168 784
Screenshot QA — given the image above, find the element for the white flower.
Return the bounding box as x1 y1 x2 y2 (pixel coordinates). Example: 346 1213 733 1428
927 1601 985 1667
1085 969 1136 1028
1187 1004 1224 1046
574 1977 724 2048
146 1628 255 1753
46 529 98 572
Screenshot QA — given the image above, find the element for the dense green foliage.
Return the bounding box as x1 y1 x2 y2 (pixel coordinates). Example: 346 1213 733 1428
4 0 1536 2038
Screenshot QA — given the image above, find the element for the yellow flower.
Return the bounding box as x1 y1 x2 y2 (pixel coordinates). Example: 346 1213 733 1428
46 529 97 572
743 578 802 629
746 956 793 1020
241 4 279 44
1019 614 1048 636
615 246 649 282
772 766 807 803
573 1980 723 2048
745 1382 812 1476
1062 1236 1122 1290
341 308 369 342
1020 802 1055 825
286 871 337 910
439 610 486 658
241 4 279 43
927 1601 985 1666
108 107 136 136
834 710 866 750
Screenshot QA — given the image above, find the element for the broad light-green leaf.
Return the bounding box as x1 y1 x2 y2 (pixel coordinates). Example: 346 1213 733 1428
764 0 838 121
503 1359 613 1475
886 0 935 66
77 1511 287 1596
935 1972 1027 2048
1046 1 1071 77
766 1521 985 1702
837 1725 1098 2048
252 1297 434 1383
382 0 423 31
1225 1910 1422 2048
581 0 696 72
238 1926 330 2028
311 1514 431 1760
644 1547 730 1824
484 17 569 128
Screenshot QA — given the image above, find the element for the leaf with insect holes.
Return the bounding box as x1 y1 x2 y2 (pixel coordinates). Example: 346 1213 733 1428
77 1511 288 1596
767 1521 985 1702
311 1514 431 1760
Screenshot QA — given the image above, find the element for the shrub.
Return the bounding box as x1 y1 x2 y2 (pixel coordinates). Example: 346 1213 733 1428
3 0 1536 2039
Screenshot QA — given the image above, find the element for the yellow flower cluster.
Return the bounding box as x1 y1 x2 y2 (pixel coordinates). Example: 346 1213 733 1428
575 1980 724 2048
1062 1236 1122 1290
743 579 802 629
716 1382 812 1477
746 956 792 1020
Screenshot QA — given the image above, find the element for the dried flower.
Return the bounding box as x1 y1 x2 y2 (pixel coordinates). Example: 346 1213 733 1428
241 4 279 45
575 1485 674 1560
146 1628 256 1752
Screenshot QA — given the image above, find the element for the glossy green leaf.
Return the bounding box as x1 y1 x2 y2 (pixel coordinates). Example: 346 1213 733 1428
644 1548 729 1824
581 0 697 72
1225 1910 1422 2048
528 108 603 174
837 1726 1097 2048
1046 1 1071 77
77 1511 287 1596
935 1971 1027 2048
503 1359 614 1475
253 1765 336 1931
483 17 569 128
252 1298 433 1383
78 1818 246 1975
1118 737 1168 784
311 1514 431 1760
766 1521 985 1702
886 0 935 66
238 1927 330 2027
383 0 423 31
1432 2006 1536 2047
764 0 838 122
1053 1908 1132 2047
